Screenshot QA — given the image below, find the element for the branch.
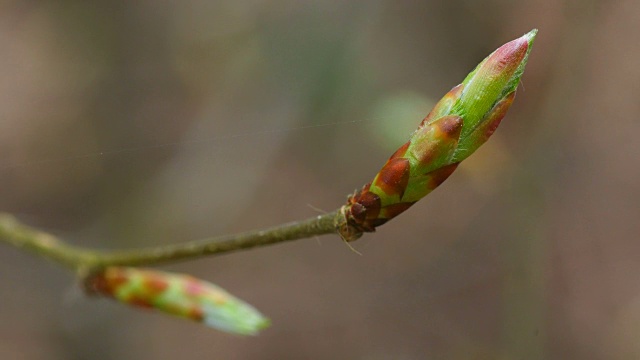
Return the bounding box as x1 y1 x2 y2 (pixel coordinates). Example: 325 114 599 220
0 30 538 276
0 210 349 273
0 31 538 335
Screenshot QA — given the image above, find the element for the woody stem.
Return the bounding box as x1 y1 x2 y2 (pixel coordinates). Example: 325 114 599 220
0 210 351 273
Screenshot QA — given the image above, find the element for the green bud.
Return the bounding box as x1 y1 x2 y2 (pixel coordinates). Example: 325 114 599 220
86 267 270 335
341 30 537 240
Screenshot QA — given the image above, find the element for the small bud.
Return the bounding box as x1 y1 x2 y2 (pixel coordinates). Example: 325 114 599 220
86 267 270 335
341 30 537 238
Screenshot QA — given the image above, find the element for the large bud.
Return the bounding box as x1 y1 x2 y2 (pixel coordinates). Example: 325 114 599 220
340 30 537 241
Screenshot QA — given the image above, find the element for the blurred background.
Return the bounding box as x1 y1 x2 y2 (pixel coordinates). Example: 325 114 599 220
1 0 638 359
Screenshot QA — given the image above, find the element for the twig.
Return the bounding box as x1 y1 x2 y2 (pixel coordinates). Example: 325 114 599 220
0 210 348 273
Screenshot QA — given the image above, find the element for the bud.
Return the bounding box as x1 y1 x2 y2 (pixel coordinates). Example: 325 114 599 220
85 267 270 335
341 30 537 240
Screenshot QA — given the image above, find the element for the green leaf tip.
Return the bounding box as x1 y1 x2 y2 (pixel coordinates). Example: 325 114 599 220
85 267 270 336
524 28 538 43
340 30 537 238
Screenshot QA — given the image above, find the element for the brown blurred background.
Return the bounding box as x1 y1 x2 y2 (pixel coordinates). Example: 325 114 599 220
1 0 639 359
